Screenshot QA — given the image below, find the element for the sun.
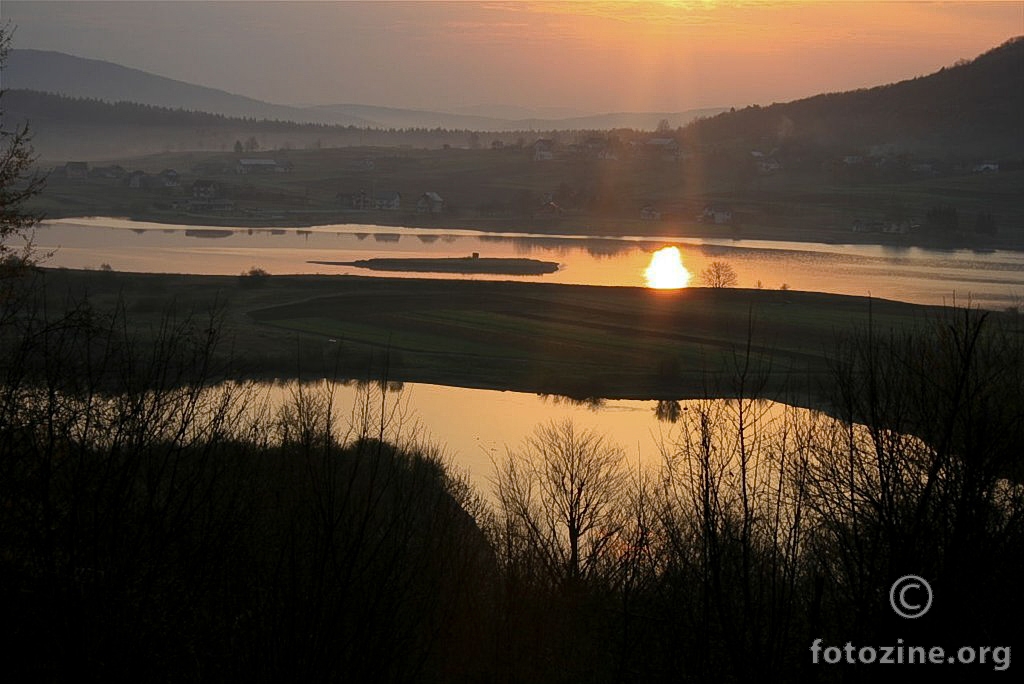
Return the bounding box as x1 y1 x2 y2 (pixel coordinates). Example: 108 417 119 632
644 246 691 289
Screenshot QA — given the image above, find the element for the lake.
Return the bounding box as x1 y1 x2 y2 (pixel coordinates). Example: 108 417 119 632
36 217 1024 310
29 217 1007 490
238 379 805 495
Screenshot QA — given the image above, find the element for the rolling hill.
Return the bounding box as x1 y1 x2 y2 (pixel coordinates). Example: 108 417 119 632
681 37 1024 157
3 49 373 127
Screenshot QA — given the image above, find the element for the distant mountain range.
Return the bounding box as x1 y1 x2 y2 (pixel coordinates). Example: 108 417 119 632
4 49 725 132
3 50 373 127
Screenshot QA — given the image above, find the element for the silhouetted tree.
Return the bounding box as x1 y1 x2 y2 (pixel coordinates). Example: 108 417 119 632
700 261 739 288
493 419 628 585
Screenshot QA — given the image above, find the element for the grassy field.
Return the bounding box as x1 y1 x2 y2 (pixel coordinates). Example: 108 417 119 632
28 268 962 407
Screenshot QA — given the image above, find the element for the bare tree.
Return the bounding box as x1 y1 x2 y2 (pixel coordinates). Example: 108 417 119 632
700 261 738 288
493 419 628 585
0 22 45 273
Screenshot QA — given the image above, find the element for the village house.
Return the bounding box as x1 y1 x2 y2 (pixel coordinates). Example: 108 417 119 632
701 205 733 225
417 192 445 214
158 169 180 188
640 205 661 221
533 139 555 161
126 170 147 189
372 191 402 211
339 190 371 210
192 180 219 199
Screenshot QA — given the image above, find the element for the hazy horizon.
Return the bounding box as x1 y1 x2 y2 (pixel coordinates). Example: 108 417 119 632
3 1 1021 116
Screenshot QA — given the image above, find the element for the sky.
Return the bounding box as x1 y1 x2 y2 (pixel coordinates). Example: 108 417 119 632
3 1 1022 115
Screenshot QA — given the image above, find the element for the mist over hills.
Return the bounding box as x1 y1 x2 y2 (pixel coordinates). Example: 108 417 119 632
4 49 725 133
305 102 728 133
4 39 1021 160
3 49 374 127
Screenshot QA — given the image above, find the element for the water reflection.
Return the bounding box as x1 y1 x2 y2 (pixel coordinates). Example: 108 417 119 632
644 246 691 289
537 393 607 410
225 381 857 502
655 399 682 423
35 219 1024 309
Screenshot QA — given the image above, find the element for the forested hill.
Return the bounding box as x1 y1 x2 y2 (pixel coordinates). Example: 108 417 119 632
4 48 371 126
682 37 1024 157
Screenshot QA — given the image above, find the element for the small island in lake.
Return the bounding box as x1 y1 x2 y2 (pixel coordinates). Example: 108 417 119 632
308 254 560 276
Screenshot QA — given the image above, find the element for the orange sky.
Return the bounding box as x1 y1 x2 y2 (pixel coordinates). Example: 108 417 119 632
5 1 1022 113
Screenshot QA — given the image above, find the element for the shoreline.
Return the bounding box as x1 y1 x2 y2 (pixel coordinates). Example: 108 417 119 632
40 210 1024 253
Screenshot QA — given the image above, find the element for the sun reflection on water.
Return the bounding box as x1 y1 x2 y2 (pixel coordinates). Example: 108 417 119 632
644 246 691 289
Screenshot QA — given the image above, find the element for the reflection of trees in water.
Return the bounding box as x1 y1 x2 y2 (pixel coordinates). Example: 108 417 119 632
184 229 233 239
582 239 638 259
476 235 638 259
655 399 682 422
536 393 606 410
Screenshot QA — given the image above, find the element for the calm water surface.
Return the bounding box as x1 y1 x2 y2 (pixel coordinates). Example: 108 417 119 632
34 218 978 487
247 380 796 494
36 218 1024 309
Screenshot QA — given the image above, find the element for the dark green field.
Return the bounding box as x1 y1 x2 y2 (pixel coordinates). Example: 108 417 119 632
31 268 958 406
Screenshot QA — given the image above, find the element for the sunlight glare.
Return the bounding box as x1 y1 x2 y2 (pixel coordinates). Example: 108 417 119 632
644 246 691 289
